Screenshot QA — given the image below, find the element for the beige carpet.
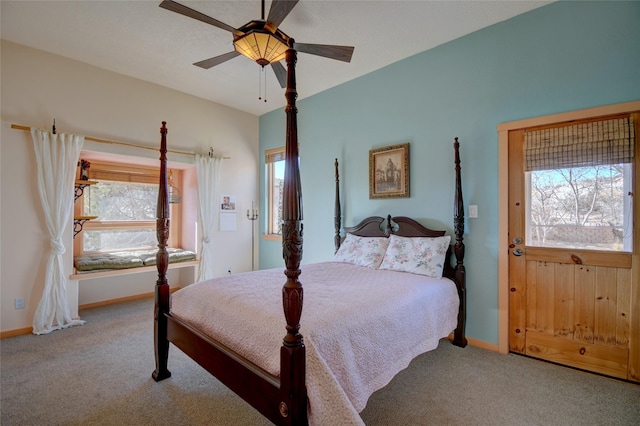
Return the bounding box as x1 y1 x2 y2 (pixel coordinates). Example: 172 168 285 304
1 297 639 425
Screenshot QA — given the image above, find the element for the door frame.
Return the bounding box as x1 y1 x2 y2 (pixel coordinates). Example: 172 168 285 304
497 100 640 354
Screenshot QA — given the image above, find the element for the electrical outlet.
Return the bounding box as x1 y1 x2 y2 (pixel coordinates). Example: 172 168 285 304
15 297 25 310
469 205 478 218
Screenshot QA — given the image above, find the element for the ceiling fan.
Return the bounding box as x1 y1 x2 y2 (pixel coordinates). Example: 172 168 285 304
159 0 355 89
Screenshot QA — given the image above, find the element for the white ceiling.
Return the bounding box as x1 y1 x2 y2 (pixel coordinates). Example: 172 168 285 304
1 0 551 116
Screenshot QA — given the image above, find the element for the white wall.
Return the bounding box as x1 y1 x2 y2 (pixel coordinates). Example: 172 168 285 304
0 40 259 334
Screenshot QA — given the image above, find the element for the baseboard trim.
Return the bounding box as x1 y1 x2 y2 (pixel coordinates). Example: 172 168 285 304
1 289 182 339
78 291 155 310
447 334 499 352
0 326 33 339
78 288 181 310
466 336 499 352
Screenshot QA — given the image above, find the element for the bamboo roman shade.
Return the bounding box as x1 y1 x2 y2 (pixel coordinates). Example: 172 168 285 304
88 161 160 184
524 116 635 172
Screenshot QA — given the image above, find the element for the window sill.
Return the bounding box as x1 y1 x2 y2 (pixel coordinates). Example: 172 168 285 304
70 260 199 280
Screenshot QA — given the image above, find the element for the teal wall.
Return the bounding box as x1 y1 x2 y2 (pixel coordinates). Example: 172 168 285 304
258 1 640 345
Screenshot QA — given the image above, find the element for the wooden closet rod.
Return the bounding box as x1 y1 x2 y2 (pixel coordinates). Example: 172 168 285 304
11 124 230 159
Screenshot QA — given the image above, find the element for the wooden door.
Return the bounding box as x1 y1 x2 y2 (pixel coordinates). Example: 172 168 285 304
507 114 639 382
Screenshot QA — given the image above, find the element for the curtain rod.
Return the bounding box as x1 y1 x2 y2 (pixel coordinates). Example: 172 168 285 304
11 124 230 159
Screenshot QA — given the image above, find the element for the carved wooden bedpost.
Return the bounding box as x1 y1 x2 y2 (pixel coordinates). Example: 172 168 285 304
279 39 308 425
452 137 468 348
153 122 172 381
334 159 342 253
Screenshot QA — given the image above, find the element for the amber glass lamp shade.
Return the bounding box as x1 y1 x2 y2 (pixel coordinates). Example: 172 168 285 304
234 30 288 66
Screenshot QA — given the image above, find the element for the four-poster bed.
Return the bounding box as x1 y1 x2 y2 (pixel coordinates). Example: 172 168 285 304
152 43 467 425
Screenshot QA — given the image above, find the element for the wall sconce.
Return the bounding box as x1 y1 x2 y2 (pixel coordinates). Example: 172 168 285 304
246 202 259 271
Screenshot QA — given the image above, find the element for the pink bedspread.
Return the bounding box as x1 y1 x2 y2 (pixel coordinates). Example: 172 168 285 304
171 262 459 425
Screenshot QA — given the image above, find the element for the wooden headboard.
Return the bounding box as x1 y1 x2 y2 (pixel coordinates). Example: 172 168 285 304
344 215 446 238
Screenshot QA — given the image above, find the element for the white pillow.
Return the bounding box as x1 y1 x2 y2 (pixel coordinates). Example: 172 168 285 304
333 233 390 269
379 234 451 277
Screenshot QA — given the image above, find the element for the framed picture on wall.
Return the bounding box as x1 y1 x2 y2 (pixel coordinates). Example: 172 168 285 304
369 143 410 199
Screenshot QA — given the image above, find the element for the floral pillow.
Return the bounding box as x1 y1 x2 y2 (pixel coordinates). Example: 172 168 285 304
333 233 390 269
379 234 451 277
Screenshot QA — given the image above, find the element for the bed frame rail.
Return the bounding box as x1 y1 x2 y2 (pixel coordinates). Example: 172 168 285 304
166 315 283 422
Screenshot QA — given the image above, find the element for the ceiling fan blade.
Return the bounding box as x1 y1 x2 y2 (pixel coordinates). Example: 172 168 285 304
193 51 241 69
264 0 299 33
159 0 242 37
271 61 287 88
294 43 354 63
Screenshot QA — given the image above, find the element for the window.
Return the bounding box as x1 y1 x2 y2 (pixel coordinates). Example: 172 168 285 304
74 160 182 254
265 147 285 236
524 116 634 252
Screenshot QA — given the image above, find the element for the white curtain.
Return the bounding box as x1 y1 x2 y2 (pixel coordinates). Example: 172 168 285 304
31 128 85 335
196 154 222 281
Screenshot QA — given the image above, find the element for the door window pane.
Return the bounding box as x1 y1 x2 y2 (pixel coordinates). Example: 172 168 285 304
526 164 632 251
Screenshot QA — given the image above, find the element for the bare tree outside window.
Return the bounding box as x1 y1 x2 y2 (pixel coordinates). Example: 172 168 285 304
527 164 631 251
83 181 158 252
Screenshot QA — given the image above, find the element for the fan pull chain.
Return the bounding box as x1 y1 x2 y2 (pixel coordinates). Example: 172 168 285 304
258 66 268 103
258 66 262 101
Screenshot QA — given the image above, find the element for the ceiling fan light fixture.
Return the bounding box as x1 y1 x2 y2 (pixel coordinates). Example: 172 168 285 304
234 30 288 66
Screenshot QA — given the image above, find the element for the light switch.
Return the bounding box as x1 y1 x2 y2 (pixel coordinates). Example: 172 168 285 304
469 205 478 218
